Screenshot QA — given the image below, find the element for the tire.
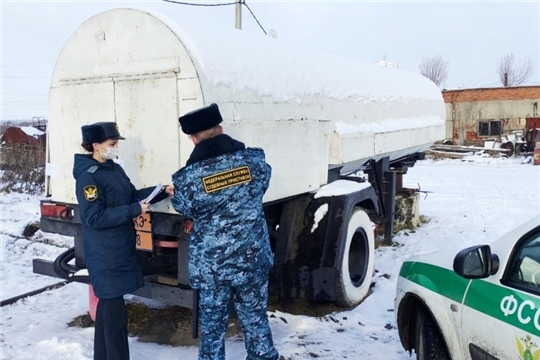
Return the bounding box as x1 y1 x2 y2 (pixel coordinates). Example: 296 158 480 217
81 314 94 327
335 208 375 307
500 142 514 157
414 307 449 360
442 139 453 146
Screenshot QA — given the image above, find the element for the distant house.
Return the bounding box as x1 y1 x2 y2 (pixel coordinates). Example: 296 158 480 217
442 86 540 145
0 126 46 148
376 60 399 69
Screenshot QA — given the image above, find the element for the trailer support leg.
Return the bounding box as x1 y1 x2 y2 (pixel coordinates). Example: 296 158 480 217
369 157 396 245
383 171 396 245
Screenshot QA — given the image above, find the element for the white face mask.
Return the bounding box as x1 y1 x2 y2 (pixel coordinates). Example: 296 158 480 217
99 146 119 160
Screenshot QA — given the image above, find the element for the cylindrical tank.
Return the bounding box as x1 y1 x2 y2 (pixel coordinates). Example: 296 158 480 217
46 7 445 207
534 145 540 165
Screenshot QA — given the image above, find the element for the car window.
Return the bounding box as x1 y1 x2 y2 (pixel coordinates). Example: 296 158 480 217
506 231 540 291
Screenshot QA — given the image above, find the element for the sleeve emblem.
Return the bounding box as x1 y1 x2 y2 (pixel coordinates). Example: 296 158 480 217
83 185 98 201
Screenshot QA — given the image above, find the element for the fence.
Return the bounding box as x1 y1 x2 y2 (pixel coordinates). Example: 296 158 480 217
0 144 46 194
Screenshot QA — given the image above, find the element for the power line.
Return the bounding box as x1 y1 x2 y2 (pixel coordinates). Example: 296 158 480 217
162 0 267 35
469 72 498 87
479 81 503 88
2 65 53 69
1 93 49 96
2 101 48 103
519 48 540 62
2 76 51 79
468 48 540 88
162 0 236 6
243 2 266 35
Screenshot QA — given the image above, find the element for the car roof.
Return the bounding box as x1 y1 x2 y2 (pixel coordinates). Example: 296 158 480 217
494 215 540 245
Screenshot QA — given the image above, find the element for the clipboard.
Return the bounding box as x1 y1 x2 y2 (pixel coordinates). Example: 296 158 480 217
141 182 164 204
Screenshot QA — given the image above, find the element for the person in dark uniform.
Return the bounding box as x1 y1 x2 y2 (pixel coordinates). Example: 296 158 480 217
73 122 173 360
171 104 280 360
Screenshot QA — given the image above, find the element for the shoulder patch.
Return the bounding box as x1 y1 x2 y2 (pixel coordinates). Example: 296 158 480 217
83 185 98 201
87 165 99 174
201 165 252 194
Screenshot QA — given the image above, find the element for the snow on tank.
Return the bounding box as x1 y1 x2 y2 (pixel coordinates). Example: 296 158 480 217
46 7 445 206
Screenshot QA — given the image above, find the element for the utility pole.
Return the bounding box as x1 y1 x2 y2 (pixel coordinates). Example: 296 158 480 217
235 0 242 29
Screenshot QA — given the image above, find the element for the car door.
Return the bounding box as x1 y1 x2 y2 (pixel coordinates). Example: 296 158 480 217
460 226 540 360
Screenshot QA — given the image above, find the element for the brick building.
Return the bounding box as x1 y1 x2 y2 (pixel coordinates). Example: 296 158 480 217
442 86 540 145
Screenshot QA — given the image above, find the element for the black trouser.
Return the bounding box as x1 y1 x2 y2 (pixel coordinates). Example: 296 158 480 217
94 296 129 360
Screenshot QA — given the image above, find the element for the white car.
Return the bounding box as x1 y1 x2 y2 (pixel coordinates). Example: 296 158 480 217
395 215 540 360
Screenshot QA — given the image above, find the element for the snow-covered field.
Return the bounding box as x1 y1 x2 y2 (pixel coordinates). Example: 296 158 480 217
1 157 539 360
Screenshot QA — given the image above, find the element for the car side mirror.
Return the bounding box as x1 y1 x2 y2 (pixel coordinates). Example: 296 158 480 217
453 245 500 279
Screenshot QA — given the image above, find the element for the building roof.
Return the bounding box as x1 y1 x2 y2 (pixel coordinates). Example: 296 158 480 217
442 85 540 103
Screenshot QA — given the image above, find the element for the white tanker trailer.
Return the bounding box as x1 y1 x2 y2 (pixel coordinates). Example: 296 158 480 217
33 8 445 317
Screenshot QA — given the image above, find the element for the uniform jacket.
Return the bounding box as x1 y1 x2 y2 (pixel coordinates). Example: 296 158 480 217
73 154 167 299
171 134 273 289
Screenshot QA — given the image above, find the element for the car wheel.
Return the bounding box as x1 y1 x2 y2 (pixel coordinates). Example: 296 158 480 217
335 207 375 307
414 307 449 360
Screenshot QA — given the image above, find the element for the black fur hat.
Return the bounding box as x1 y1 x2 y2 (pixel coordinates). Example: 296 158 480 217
81 122 125 144
179 103 223 135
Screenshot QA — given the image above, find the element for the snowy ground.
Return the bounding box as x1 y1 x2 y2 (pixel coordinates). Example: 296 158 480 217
1 156 539 360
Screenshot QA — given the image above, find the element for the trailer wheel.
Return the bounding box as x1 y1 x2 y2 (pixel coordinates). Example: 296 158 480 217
335 207 375 307
501 142 514 157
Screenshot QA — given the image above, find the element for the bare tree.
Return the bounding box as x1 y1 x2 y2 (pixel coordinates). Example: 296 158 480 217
497 53 534 87
419 55 449 87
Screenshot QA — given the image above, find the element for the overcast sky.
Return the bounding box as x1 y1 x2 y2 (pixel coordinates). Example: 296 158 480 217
1 0 539 120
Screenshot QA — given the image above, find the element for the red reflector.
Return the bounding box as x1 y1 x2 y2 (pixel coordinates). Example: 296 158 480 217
41 203 67 217
184 220 193 234
153 240 179 248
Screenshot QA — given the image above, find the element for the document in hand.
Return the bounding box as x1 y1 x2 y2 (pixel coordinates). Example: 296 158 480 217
142 182 163 204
